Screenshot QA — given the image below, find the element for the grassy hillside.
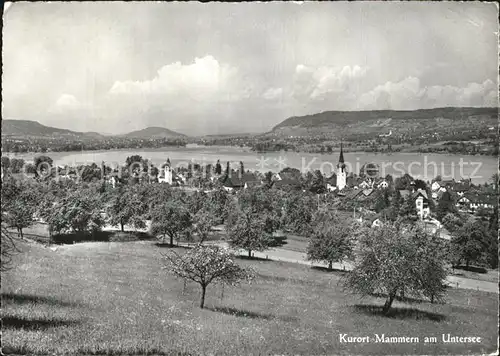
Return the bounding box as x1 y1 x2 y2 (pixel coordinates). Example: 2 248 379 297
2 240 497 355
271 107 498 138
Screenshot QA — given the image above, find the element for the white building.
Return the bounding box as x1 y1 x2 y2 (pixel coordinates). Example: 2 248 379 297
158 165 173 184
336 142 347 191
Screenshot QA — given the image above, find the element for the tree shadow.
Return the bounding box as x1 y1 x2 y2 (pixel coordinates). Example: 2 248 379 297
452 265 488 274
235 255 272 262
1 293 78 307
369 292 431 305
207 306 298 322
269 235 288 248
352 304 446 322
311 266 349 274
155 243 190 249
109 231 155 242
2 315 80 330
51 231 114 244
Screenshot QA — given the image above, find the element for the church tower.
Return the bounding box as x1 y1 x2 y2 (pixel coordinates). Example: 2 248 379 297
164 159 173 185
336 142 347 190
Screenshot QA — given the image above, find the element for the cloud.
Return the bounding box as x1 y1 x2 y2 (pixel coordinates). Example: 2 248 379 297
359 77 497 110
262 87 283 100
291 64 369 107
109 55 248 103
54 93 81 110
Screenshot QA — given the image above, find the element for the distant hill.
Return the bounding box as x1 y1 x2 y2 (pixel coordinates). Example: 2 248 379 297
120 126 187 139
1 119 104 139
1 120 187 140
271 107 498 138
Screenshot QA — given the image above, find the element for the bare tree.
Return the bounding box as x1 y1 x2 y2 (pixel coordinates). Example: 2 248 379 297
162 245 253 308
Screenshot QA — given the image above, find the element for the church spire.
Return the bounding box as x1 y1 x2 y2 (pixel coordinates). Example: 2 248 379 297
339 141 345 164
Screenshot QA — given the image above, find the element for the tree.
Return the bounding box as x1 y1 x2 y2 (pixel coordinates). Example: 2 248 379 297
450 220 489 268
1 178 38 238
1 225 18 272
151 200 192 247
442 213 463 234
344 223 448 315
192 206 216 244
163 245 253 308
309 170 326 194
239 161 245 174
307 210 354 270
435 191 457 221
34 155 53 178
45 185 105 235
10 158 25 173
1 156 10 172
397 193 418 225
107 184 148 232
394 173 414 190
282 191 316 235
226 188 280 257
373 189 390 213
209 187 229 224
215 160 222 175
414 179 427 190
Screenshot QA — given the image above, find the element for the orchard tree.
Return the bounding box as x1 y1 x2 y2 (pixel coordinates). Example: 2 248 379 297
397 193 418 225
151 200 192 247
282 191 316 235
45 185 105 235
192 206 216 244
1 156 10 172
226 188 280 257
107 184 148 232
209 187 229 224
1 178 39 238
307 209 354 270
344 223 448 314
442 213 463 234
450 219 489 268
436 191 457 221
1 225 18 272
34 155 53 178
10 158 25 173
163 245 254 308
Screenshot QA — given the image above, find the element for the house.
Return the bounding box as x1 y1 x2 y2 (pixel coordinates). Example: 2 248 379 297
452 182 471 196
358 180 372 190
457 193 497 213
431 181 442 191
372 218 383 227
105 176 118 188
414 189 430 220
220 174 244 192
375 179 389 189
456 195 471 211
219 172 260 192
158 165 173 184
398 188 430 220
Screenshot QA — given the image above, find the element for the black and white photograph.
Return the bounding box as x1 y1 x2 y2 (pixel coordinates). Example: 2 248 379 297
1 2 498 355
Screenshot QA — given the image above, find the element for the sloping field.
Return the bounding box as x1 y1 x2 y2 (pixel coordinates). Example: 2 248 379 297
1 241 497 355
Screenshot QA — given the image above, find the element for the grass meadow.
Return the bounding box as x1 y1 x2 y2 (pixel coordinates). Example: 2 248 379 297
1 239 498 355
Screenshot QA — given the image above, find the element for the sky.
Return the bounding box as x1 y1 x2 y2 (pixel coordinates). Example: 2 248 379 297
2 2 498 136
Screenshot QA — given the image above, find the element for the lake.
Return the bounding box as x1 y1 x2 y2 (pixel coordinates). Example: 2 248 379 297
7 145 498 184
